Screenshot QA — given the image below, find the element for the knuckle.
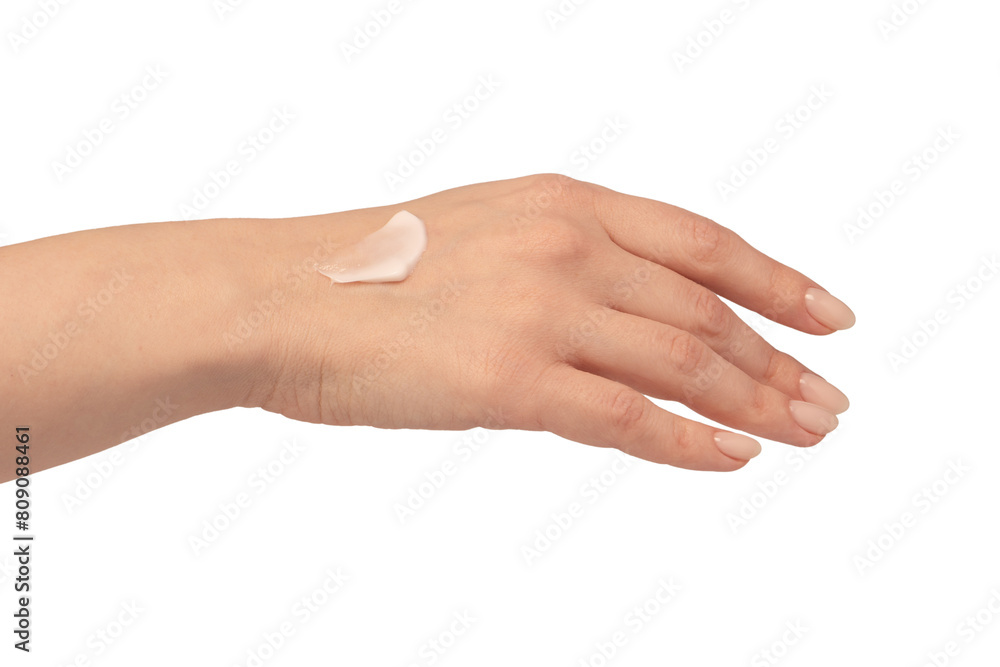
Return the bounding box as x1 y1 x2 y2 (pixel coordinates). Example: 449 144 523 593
747 382 772 421
693 288 730 339
667 331 707 375
763 265 798 318
669 418 698 460
606 388 647 436
527 172 572 189
761 347 783 385
684 214 730 264
522 173 589 213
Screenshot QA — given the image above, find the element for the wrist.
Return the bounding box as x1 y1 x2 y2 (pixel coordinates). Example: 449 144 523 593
215 210 385 417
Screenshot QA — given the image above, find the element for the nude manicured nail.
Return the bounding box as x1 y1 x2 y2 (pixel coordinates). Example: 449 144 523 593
714 432 762 461
799 372 850 414
789 400 839 436
804 287 856 330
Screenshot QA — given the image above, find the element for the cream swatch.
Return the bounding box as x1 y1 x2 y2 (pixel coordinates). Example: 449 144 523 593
316 210 427 283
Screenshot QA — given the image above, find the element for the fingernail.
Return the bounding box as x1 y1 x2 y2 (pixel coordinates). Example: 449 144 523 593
804 287 856 330
799 372 850 414
789 400 839 435
714 431 762 460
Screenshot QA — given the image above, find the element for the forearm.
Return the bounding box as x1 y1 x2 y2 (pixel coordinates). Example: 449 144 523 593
0 216 338 481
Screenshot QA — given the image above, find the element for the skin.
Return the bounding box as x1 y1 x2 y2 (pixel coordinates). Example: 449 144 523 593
0 174 848 482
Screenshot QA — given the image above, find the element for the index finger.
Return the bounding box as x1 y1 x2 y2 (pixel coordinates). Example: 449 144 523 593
586 182 856 334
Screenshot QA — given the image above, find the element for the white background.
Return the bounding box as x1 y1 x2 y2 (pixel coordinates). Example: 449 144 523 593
2 0 999 665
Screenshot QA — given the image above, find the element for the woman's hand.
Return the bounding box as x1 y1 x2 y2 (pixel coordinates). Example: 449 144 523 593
252 174 853 472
